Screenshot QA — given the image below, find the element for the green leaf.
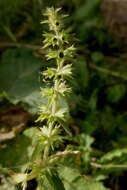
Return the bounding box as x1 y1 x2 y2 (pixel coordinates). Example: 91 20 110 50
76 0 101 20
45 169 65 190
0 127 38 171
0 48 45 113
82 112 98 134
59 166 109 190
88 89 98 111
73 59 89 90
0 134 31 170
100 148 127 163
107 84 126 103
91 52 104 63
79 133 94 151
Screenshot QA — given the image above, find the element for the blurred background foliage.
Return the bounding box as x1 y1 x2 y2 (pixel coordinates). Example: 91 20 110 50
0 0 127 190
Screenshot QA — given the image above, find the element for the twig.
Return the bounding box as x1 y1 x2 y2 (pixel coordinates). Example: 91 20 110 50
0 42 41 50
50 150 80 160
91 162 127 169
89 63 127 81
0 123 25 142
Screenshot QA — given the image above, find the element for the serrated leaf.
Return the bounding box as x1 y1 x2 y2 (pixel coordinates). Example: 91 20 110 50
0 48 45 113
100 148 127 163
59 166 109 190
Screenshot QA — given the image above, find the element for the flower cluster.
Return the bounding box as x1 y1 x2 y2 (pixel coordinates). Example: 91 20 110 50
37 7 76 151
12 7 77 189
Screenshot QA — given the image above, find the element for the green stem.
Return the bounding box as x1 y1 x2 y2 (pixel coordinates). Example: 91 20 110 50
52 79 59 114
43 144 50 162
